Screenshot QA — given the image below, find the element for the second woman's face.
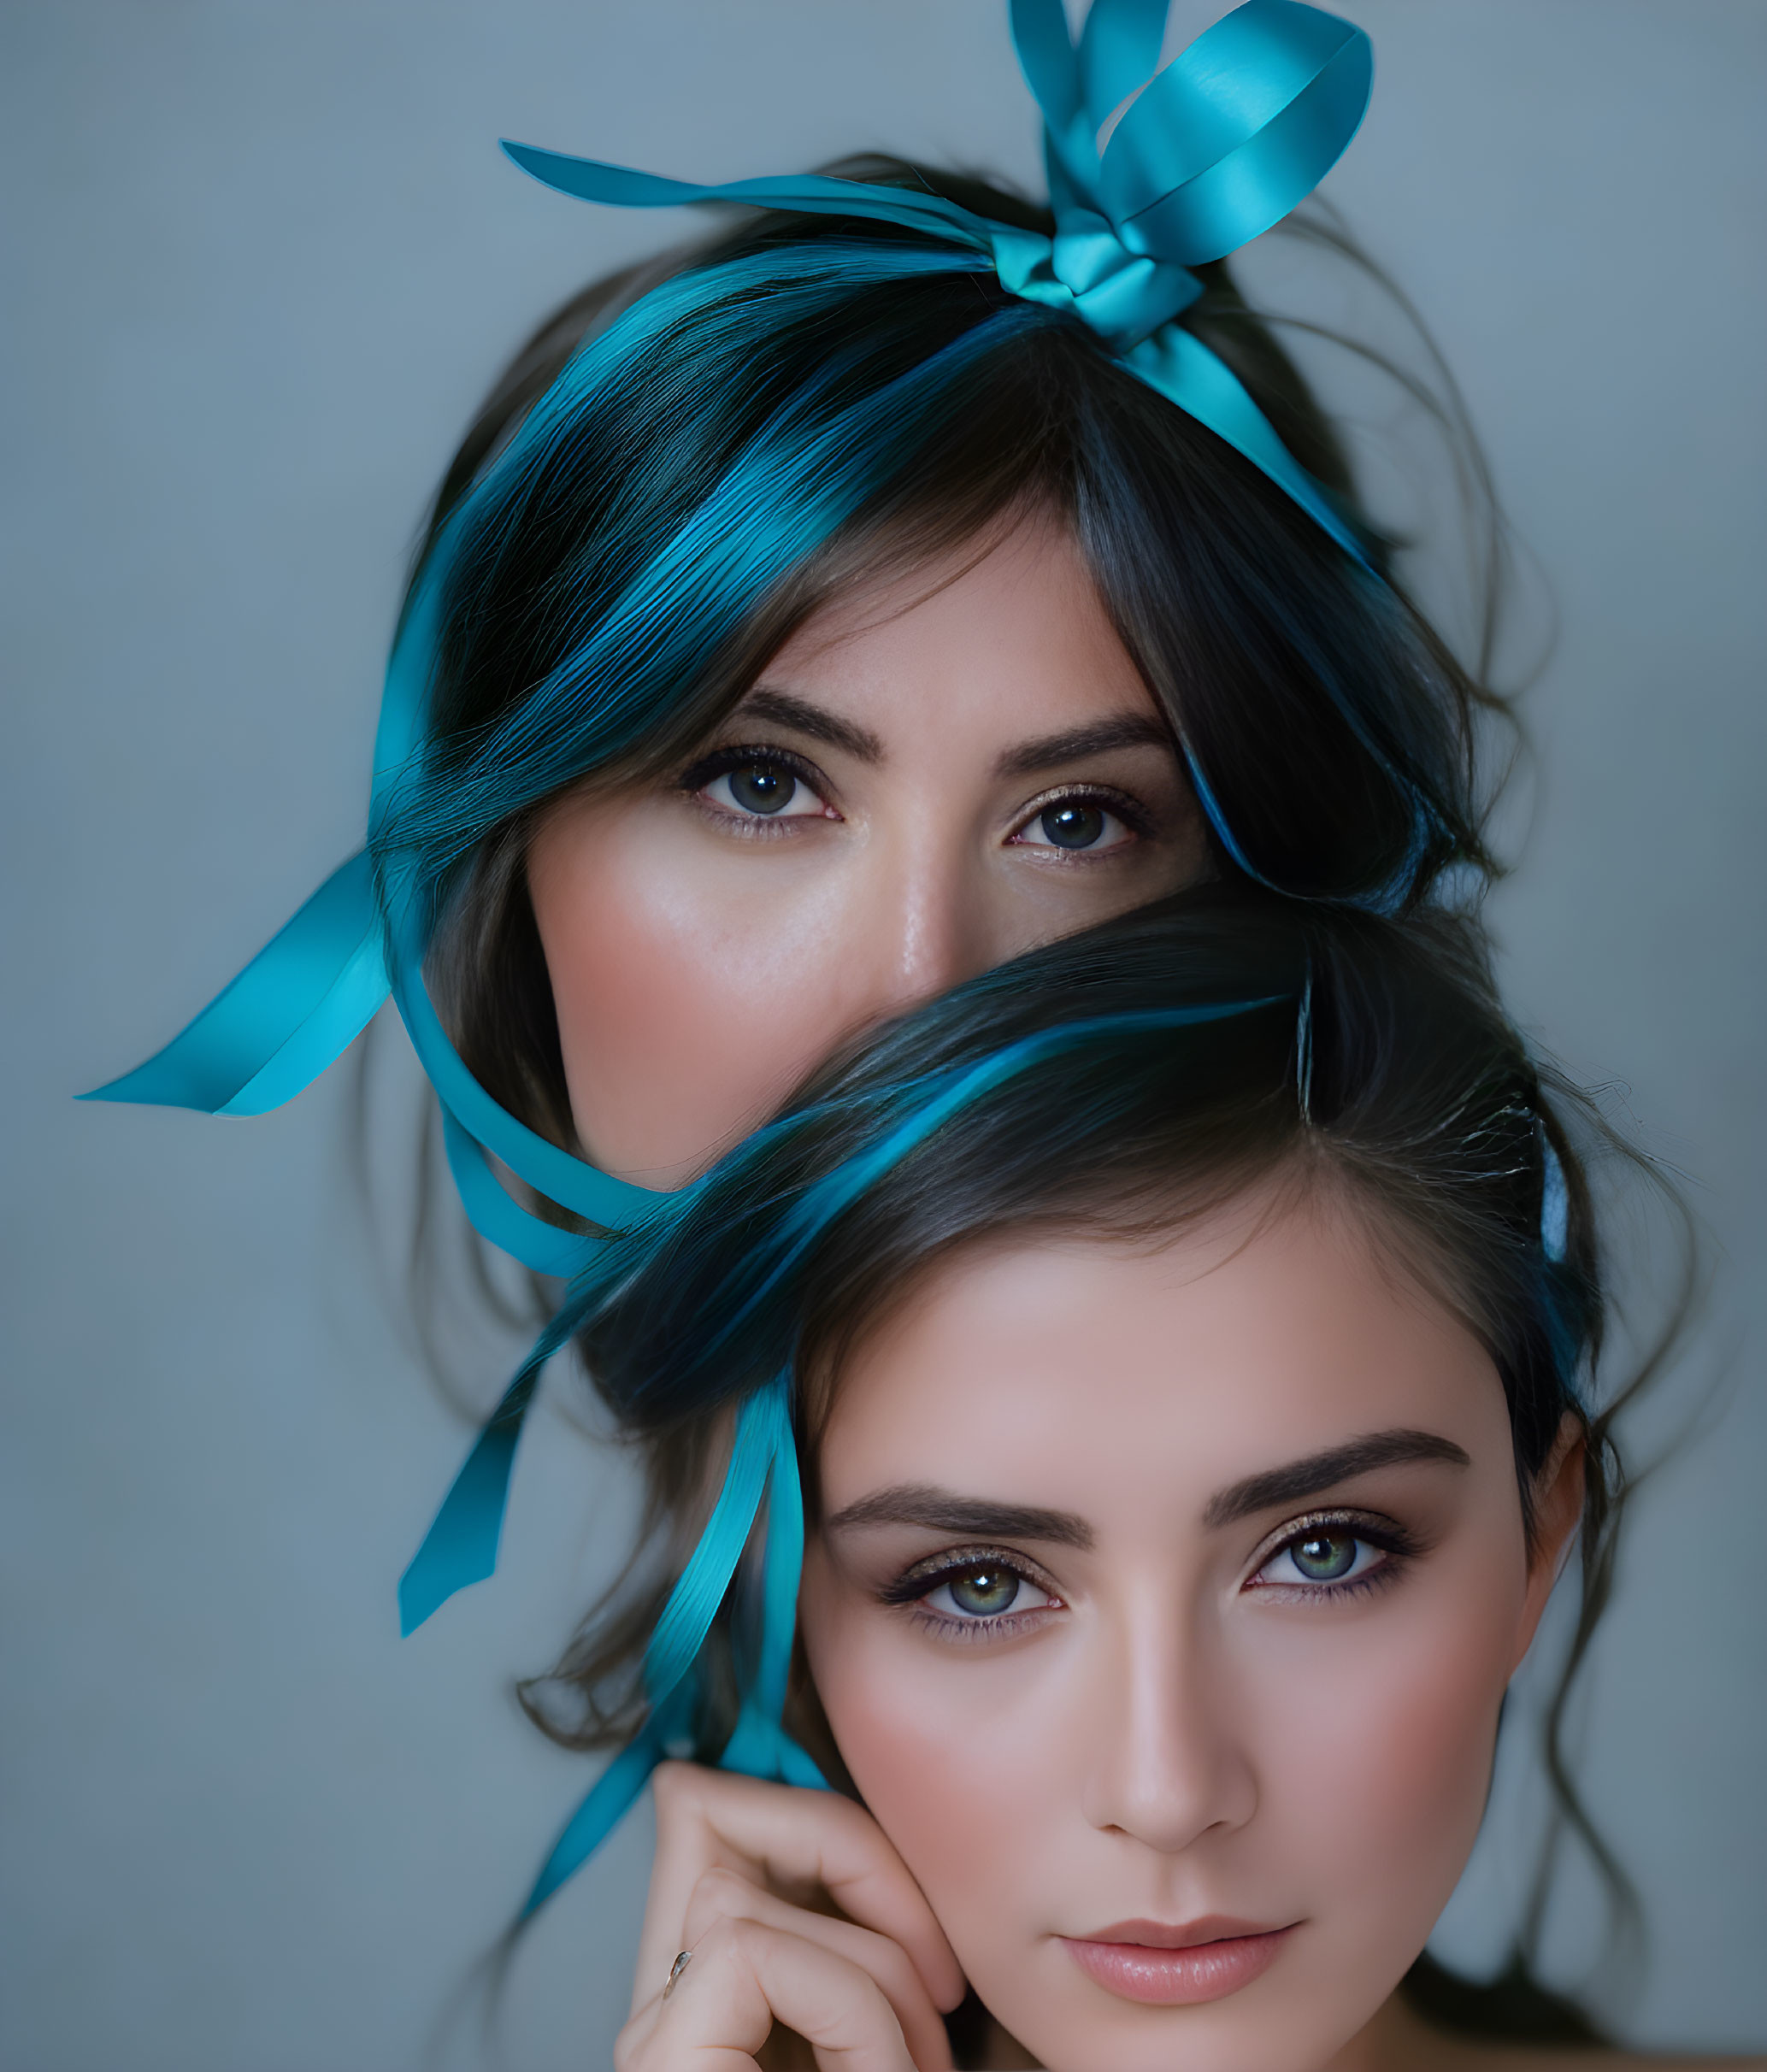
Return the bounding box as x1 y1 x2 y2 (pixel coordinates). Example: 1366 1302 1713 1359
527 517 1208 1186
797 1196 1581 2072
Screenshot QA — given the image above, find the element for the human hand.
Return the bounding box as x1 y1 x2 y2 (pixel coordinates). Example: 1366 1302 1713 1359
614 1762 966 2072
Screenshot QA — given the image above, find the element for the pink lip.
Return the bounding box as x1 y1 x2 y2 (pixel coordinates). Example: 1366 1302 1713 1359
1060 1918 1294 2006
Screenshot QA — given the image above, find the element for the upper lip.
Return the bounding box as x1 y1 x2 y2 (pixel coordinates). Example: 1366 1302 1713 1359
1069 1916 1285 1951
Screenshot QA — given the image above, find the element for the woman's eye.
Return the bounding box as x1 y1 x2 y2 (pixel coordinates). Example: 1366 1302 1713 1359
923 1563 1052 1621
1255 1528 1384 1590
699 761 830 820
1011 797 1135 854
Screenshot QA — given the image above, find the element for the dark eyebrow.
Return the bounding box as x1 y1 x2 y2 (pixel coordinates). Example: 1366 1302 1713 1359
729 687 885 764
993 713 1175 780
1203 1429 1471 1529
824 1482 1094 1550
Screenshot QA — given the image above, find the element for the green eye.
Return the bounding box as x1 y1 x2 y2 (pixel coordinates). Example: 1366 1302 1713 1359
1290 1532 1358 1581
946 1566 1022 1616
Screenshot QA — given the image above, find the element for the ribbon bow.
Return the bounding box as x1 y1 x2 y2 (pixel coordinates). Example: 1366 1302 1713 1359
503 0 1374 558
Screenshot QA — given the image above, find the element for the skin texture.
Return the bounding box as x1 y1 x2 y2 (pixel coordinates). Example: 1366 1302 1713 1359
616 1189 1600 2072
794 1198 1580 2072
527 515 1208 1186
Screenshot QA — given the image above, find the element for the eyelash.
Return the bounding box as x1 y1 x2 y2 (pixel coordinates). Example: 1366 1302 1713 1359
680 748 1158 856
1005 783 1156 862
677 744 835 832
1242 1510 1422 1604
881 1546 1063 1643
878 1510 1422 1642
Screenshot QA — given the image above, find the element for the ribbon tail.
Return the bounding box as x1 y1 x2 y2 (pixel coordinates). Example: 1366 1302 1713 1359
498 144 993 253
80 850 387 1115
720 1701 830 1791
439 1110 603 1279
1127 326 1370 565
520 1681 697 1919
387 910 668 1232
642 1385 782 1697
717 1413 830 1793
517 1384 820 1914
398 1363 540 1635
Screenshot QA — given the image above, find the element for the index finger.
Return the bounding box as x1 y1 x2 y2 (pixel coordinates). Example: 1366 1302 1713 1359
639 1764 965 2016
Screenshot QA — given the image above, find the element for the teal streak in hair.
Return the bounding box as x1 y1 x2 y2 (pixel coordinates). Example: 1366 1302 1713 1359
719 1419 825 1787
1539 1133 1570 1263
692 1000 1283 1382
382 278 1027 885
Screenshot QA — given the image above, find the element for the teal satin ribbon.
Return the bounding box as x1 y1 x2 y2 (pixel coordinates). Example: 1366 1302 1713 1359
503 0 1373 561
87 569 671 1640
81 0 1376 1646
79 851 390 1117
519 1376 828 1918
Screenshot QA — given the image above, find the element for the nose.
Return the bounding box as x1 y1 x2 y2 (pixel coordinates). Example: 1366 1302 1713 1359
840 821 994 1025
1081 1601 1258 1856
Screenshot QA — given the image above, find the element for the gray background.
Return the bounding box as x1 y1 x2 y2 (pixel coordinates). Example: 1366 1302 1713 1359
3 3 1763 2067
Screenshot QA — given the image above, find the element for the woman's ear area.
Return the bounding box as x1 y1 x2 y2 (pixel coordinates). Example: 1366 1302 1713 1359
1511 1411 1587 1675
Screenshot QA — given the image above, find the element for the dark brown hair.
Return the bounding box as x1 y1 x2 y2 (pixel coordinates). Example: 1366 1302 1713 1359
389 160 1511 1176
511 886 1688 2050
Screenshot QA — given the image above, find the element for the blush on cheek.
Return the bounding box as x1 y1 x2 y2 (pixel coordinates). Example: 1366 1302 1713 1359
1258 1600 1517 1975
531 810 847 1184
809 1632 1064 1977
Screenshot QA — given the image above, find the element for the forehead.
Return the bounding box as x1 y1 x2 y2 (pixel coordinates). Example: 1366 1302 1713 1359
761 514 1154 732
816 1195 1510 1531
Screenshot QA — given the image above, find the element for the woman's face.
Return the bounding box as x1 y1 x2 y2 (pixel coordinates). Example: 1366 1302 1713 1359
798 1193 1581 2072
527 516 1207 1186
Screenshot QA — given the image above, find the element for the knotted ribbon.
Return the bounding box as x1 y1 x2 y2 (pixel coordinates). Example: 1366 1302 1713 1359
504 0 1373 560
82 0 1376 1649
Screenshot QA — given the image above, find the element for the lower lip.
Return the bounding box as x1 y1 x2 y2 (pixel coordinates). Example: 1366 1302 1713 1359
1061 1926 1292 2005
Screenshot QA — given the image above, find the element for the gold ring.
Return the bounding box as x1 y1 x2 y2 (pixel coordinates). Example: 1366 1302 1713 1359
663 1949 692 2003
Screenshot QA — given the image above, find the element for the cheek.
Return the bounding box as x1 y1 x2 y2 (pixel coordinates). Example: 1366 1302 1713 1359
528 807 855 1182
801 1580 1063 1947
1247 1575 1522 1938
